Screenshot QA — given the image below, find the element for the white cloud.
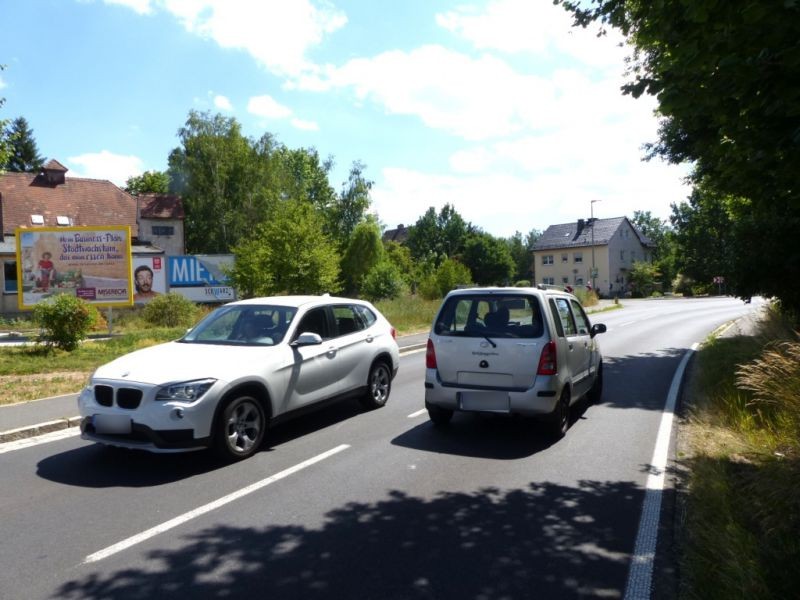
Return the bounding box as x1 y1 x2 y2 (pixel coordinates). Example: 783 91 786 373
160 0 346 77
0 75 6 90
67 150 144 187
436 0 628 68
247 95 292 119
290 117 319 131
102 0 153 15
214 94 233 111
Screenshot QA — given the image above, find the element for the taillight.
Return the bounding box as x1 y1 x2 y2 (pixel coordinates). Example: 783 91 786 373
537 340 557 375
426 339 437 369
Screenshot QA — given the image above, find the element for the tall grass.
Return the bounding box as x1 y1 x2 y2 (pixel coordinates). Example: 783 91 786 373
682 307 800 599
375 295 441 334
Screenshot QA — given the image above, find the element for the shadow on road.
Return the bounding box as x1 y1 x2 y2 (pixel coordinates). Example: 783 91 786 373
55 478 644 600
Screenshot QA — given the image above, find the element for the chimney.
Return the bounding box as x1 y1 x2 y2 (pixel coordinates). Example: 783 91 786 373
577 219 585 234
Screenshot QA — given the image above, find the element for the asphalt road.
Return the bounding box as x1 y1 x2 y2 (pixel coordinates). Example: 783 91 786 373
0 296 761 600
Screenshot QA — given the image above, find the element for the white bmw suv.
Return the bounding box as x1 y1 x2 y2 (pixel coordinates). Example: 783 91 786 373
424 286 606 437
79 295 400 461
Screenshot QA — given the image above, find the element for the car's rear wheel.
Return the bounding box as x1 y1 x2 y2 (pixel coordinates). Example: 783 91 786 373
427 402 453 426
214 395 266 461
587 362 603 404
547 389 571 439
360 361 392 409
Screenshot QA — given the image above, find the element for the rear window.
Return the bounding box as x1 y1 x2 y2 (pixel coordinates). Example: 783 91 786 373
433 294 544 339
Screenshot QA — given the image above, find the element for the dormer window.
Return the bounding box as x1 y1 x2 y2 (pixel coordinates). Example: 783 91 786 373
56 216 71 226
31 214 44 225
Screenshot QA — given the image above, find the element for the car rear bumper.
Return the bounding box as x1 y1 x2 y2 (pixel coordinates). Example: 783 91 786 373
424 369 561 416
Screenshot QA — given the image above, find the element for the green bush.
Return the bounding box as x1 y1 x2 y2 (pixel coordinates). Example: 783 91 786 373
141 293 200 328
32 293 100 351
418 258 473 300
361 261 407 302
515 280 531 287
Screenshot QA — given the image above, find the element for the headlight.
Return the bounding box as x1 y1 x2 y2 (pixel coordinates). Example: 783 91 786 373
155 378 217 402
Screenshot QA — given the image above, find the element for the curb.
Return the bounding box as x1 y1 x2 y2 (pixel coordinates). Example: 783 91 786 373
0 416 82 443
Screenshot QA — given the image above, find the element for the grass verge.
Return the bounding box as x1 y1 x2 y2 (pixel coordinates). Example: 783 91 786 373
679 306 800 599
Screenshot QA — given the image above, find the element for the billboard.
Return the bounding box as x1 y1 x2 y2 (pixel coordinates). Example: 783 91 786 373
132 256 168 304
16 226 133 309
167 255 236 303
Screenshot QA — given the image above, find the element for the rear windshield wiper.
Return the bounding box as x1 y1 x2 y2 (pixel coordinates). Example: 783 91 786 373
483 335 497 348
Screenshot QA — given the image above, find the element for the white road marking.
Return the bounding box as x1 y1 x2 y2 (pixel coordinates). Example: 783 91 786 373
623 343 699 600
407 408 427 418
83 444 350 564
0 427 80 454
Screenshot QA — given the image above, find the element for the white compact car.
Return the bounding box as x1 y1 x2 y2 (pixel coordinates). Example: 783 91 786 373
424 286 606 437
79 295 400 460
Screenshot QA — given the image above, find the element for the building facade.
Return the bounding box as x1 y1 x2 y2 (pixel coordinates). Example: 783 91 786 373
532 217 653 297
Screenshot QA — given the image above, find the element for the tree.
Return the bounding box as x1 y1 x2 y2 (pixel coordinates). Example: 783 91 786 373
0 64 10 171
361 260 407 302
2 116 44 172
628 261 661 298
340 219 384 294
168 110 281 254
557 0 800 311
328 161 373 250
461 232 515 285
631 210 675 291
125 170 170 195
506 228 541 282
406 204 470 265
229 199 340 297
669 183 736 293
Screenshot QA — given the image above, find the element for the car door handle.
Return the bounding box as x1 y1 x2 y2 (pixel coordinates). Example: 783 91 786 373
366 335 374 343
326 346 337 357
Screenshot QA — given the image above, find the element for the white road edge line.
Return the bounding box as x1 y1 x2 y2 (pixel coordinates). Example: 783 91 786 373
407 408 427 418
0 427 80 454
83 443 350 565
623 343 699 600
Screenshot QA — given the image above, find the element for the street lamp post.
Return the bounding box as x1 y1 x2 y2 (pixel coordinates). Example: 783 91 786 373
590 199 601 290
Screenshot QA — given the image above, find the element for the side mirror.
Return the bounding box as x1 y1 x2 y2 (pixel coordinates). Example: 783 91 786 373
291 332 323 347
590 323 607 338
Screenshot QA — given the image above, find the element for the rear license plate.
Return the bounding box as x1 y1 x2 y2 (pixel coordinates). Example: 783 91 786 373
459 391 510 412
93 414 132 434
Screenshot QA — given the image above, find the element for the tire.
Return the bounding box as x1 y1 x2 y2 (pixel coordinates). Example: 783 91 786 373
213 395 266 461
426 402 453 426
360 361 392 409
547 389 571 439
587 362 603 404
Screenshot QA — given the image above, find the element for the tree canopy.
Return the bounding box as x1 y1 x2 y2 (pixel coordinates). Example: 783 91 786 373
125 170 170 195
557 0 800 311
2 116 44 172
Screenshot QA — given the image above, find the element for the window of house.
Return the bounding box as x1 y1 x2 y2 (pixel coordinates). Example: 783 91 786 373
56 216 71 226
562 277 569 284
561 253 568 263
4 261 17 293
542 255 554 265
620 250 625 261
152 225 175 236
574 252 583 263
575 277 584 285
542 277 555 285
30 214 44 225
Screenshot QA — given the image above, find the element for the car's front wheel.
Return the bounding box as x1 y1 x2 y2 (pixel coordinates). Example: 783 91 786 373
214 395 266 461
360 361 392 409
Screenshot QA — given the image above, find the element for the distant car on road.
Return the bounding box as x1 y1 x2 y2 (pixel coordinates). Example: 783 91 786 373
79 295 400 461
424 286 606 437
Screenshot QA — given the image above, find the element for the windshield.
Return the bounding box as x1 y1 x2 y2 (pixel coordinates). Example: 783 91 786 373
180 304 297 346
434 294 545 339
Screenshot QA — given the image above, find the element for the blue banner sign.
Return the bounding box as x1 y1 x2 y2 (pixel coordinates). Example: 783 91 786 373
168 255 232 287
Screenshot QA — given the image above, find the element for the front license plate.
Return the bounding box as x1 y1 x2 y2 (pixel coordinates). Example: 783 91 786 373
459 391 510 412
93 414 132 434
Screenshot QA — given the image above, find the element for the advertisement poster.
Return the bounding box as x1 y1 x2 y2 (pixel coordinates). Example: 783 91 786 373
132 256 167 304
168 255 236 303
16 226 133 309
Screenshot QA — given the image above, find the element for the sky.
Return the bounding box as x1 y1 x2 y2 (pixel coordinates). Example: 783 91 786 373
1 0 692 238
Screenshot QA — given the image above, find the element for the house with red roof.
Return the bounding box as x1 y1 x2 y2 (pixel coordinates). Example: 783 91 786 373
0 160 184 314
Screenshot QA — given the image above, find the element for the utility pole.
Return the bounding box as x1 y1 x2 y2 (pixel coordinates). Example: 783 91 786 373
590 199 601 290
